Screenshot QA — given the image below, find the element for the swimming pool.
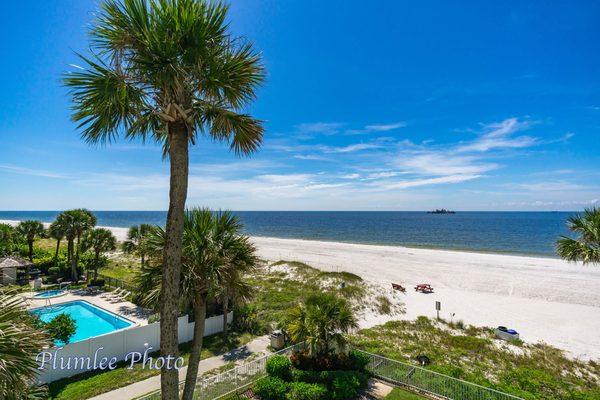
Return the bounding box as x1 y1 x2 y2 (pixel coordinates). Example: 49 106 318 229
33 289 66 298
30 300 134 344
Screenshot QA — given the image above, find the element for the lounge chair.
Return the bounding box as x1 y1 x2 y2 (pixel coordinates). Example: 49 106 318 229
101 287 123 298
110 291 131 302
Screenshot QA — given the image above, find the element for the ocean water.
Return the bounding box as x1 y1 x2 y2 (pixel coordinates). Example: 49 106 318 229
0 211 575 257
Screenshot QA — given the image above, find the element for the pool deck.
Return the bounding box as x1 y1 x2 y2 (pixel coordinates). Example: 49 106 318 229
24 290 151 326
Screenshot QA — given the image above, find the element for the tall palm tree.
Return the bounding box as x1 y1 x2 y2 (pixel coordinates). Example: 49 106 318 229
16 220 45 261
557 208 600 265
217 229 257 338
63 1 264 396
122 224 152 267
136 209 251 399
55 209 97 281
0 289 51 398
287 293 358 357
81 228 117 281
48 220 67 259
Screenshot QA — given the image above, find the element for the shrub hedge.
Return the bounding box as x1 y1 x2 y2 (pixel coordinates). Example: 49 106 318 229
266 355 293 381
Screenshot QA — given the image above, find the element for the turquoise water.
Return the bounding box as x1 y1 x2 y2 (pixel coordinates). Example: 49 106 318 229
0 211 577 256
30 300 133 344
33 290 65 298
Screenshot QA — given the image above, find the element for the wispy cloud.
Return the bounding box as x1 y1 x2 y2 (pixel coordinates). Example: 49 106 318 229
346 121 406 135
295 122 343 135
324 143 382 153
0 164 67 179
376 174 482 190
455 118 537 152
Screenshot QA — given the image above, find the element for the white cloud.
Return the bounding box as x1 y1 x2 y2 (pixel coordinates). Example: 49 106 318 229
0 164 67 179
376 174 482 190
324 143 382 153
364 122 406 131
455 118 537 152
395 153 497 176
295 122 343 135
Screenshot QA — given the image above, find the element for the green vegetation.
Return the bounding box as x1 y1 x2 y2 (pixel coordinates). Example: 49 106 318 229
15 220 45 261
45 313 76 344
384 388 428 400
239 260 398 334
47 331 255 400
350 316 600 400
0 289 51 399
557 207 600 264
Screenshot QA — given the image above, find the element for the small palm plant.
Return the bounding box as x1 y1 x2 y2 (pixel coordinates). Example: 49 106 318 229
81 228 117 282
16 220 45 261
48 220 67 259
0 289 51 398
557 208 600 264
122 224 152 267
54 209 97 281
287 293 358 356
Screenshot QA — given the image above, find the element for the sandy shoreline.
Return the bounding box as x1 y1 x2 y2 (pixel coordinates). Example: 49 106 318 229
251 236 600 361
3 219 599 360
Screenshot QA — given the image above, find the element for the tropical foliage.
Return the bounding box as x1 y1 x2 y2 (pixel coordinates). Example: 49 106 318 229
54 209 97 281
44 313 77 344
64 1 265 396
81 228 117 281
122 224 152 267
287 293 358 356
0 223 19 256
0 289 50 399
135 208 257 399
16 220 45 261
557 208 600 264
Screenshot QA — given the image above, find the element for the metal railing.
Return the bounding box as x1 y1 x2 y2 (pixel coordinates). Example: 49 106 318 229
138 342 306 400
95 273 135 292
356 349 523 400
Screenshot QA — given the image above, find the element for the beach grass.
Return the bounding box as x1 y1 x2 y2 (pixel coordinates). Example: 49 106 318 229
384 387 428 399
47 331 255 400
350 317 600 400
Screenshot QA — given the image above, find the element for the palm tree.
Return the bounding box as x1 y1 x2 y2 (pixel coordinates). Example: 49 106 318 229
557 208 600 265
287 293 358 357
81 228 117 282
16 220 45 261
0 288 51 398
48 220 67 259
216 227 257 339
55 209 97 281
63 1 265 396
122 224 152 267
0 223 17 257
136 209 251 399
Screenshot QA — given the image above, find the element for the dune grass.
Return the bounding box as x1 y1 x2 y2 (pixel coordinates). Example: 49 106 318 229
350 317 600 400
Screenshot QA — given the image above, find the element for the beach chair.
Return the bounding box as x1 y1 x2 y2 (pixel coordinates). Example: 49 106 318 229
110 291 131 303
104 288 126 299
415 284 434 293
391 283 406 293
101 287 123 298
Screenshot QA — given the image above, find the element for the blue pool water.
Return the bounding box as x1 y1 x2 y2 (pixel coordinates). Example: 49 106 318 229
33 290 65 298
30 300 133 344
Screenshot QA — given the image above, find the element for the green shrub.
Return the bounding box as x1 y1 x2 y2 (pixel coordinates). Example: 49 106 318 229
45 313 76 343
254 376 288 400
286 382 327 400
348 350 370 371
330 373 361 400
48 266 60 276
290 368 322 384
233 304 267 334
267 355 293 381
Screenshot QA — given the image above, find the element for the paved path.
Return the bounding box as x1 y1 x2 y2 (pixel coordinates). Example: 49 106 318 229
90 335 271 400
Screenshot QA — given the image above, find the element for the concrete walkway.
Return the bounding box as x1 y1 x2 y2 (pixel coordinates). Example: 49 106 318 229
90 335 271 400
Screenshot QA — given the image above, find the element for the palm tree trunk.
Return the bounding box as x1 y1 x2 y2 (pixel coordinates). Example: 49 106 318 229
54 239 61 259
160 124 189 400
222 291 229 338
182 296 207 400
94 251 100 282
68 240 76 281
28 240 34 261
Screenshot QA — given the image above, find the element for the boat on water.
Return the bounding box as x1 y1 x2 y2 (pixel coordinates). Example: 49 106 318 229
427 209 456 214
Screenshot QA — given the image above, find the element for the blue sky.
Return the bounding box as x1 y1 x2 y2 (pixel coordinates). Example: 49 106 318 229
0 0 599 211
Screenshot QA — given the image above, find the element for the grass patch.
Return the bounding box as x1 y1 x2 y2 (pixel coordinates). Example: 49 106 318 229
384 387 429 399
243 260 374 332
350 317 600 400
375 295 392 314
48 331 256 400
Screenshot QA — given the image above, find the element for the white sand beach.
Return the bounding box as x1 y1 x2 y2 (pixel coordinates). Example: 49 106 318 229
251 236 600 361
4 219 599 360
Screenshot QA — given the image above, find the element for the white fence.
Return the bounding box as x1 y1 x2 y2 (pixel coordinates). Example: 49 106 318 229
36 312 233 383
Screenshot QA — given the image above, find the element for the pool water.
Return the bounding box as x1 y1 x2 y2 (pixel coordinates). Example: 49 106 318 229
30 300 134 344
33 290 65 298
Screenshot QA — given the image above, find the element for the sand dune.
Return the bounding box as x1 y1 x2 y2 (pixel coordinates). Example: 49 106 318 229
251 236 600 360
